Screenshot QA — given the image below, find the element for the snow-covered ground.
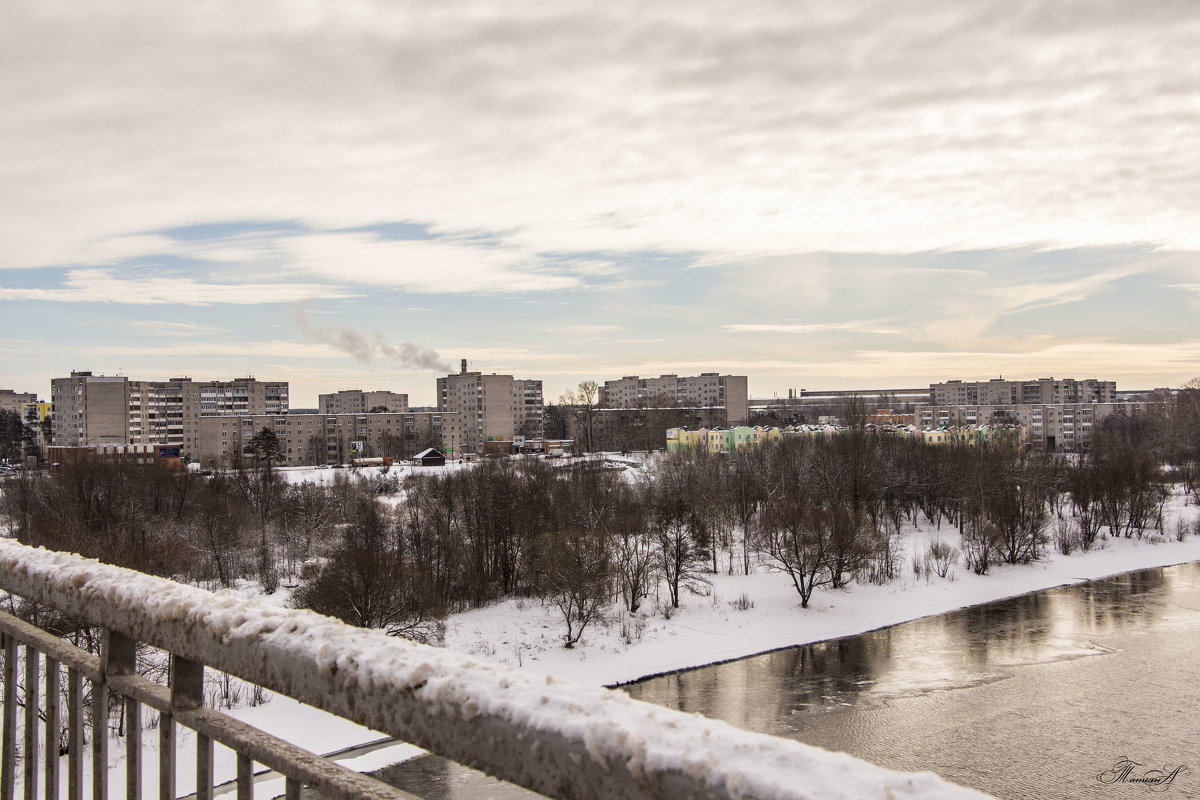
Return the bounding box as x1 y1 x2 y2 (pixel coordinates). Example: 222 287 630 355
77 487 1200 798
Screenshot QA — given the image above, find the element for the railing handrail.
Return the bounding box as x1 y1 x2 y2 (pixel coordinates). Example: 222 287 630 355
0 540 992 799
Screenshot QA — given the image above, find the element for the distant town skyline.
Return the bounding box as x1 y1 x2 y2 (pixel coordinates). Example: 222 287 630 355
3 2 1199 405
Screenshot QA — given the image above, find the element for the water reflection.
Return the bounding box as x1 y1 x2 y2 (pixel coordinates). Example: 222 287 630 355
379 564 1200 800
624 564 1200 799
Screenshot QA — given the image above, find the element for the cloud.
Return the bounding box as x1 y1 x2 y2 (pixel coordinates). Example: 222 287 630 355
0 269 349 305
3 0 1200 277
124 320 224 336
292 305 453 372
548 324 625 334
280 233 581 294
724 321 899 335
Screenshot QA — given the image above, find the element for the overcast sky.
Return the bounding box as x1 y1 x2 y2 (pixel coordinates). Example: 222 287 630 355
3 1 1199 406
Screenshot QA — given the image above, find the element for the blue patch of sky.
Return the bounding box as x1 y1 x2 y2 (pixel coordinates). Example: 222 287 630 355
116 254 241 273
157 219 308 241
333 221 438 241
0 268 71 289
1002 274 1189 344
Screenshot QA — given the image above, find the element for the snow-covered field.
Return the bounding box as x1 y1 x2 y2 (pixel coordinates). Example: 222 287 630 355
77 483 1200 798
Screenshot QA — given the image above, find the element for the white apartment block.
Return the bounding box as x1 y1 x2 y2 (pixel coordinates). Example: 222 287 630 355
599 373 749 425
319 390 409 415
917 402 1152 450
198 411 460 467
437 363 543 454
51 372 288 456
930 377 1116 407
0 390 37 414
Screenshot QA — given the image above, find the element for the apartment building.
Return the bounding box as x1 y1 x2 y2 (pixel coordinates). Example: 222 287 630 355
197 411 460 467
514 379 545 440
916 402 1151 450
51 372 288 456
200 378 288 416
51 372 130 447
0 390 37 414
931 377 1116 406
436 362 543 454
318 390 409 415
599 373 749 425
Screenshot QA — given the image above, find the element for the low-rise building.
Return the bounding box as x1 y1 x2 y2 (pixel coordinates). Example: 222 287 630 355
666 426 784 454
46 444 184 470
197 411 461 468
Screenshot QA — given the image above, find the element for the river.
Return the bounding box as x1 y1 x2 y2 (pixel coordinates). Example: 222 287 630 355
375 562 1200 799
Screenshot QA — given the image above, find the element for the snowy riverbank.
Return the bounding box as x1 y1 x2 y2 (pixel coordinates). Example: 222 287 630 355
104 490 1200 796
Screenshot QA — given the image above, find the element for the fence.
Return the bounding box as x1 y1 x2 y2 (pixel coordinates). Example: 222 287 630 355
0 540 988 800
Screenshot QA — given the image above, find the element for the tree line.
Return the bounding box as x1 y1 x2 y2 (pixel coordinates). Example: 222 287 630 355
4 398 1194 649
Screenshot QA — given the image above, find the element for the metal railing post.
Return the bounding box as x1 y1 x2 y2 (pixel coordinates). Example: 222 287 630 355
43 659 58 800
92 666 107 800
2 634 17 800
235 755 252 800
163 656 203 800
67 668 81 800
22 646 38 800
196 734 213 800
102 632 137 800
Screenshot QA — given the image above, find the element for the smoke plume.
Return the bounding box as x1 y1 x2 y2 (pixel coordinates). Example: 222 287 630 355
293 305 453 373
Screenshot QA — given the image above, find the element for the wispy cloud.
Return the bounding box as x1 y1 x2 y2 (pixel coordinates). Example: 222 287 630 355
724 321 900 335
0 269 350 305
548 324 625 334
125 320 224 336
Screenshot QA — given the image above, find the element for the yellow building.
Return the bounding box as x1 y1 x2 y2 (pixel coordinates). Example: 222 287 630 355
921 429 950 445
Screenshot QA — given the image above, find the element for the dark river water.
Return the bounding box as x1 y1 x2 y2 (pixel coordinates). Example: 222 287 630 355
376 562 1200 799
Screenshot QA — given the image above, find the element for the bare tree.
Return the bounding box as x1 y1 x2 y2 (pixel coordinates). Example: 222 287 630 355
758 490 835 608
561 380 600 453
529 526 610 648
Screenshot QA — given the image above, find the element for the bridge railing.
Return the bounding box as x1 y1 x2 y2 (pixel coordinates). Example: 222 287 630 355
0 540 990 800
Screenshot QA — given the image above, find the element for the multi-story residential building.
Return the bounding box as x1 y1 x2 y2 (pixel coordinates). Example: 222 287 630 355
318 390 409 415
916 401 1152 450
930 377 1116 406
197 411 460 468
0 390 38 414
599 373 749 425
437 362 543 454
513 379 544 440
51 372 131 447
199 378 288 416
127 378 203 453
51 372 288 456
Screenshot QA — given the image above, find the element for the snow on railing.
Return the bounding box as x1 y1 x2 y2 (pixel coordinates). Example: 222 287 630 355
0 540 993 800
